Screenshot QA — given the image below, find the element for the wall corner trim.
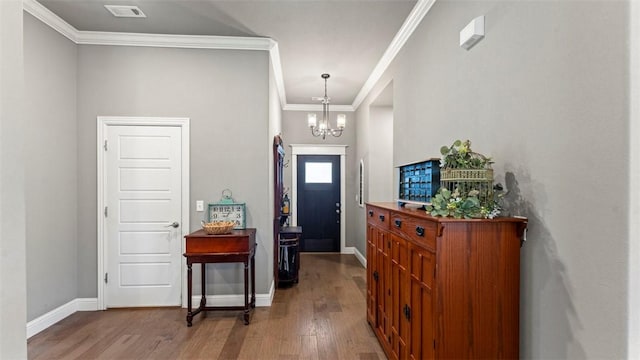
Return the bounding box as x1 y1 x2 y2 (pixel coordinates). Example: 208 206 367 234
351 0 437 110
22 0 78 43
343 247 367 267
353 247 367 268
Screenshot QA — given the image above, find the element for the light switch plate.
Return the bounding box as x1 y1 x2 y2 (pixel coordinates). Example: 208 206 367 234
196 200 204 212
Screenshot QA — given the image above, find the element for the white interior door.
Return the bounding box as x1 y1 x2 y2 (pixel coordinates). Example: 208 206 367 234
105 125 182 307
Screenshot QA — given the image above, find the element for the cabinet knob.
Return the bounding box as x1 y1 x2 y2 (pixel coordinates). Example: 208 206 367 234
416 226 425 237
368 210 374 217
394 219 402 228
379 214 385 222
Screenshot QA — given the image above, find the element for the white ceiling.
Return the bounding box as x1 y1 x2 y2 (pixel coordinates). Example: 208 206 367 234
34 0 417 106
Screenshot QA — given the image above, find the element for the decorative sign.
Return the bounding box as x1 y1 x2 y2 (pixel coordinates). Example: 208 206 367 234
208 189 246 229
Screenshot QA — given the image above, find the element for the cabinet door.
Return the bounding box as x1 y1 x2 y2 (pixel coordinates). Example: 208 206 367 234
366 224 377 327
375 227 391 345
408 243 435 360
390 234 409 360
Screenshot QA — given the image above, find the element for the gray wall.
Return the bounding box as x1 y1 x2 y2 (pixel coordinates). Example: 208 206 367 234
368 106 393 202
630 2 640 356
355 105 393 259
24 13 78 321
356 0 629 358
76 45 272 296
353 83 396 260
0 0 27 356
268 56 283 279
281 110 358 248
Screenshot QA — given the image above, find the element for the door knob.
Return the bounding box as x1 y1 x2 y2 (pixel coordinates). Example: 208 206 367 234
166 221 180 228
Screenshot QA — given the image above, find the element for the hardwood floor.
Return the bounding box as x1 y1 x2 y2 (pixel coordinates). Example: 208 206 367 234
28 254 385 360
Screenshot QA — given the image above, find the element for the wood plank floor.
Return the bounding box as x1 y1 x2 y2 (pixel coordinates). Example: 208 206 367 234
28 253 386 360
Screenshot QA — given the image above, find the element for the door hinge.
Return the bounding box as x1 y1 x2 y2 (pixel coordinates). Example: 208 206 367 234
104 140 108 151
104 206 108 217
104 272 108 284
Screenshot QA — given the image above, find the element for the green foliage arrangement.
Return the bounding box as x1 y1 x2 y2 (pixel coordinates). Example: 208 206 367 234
426 187 502 219
440 139 492 169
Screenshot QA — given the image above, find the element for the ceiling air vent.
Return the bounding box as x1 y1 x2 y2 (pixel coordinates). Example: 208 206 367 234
104 5 146 18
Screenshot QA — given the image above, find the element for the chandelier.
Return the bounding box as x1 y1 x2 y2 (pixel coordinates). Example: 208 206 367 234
308 73 346 139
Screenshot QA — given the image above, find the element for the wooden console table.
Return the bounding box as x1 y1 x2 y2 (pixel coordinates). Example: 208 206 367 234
183 228 256 327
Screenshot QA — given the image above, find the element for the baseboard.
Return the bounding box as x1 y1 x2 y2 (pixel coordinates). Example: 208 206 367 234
188 283 275 308
354 247 367 268
26 298 98 338
266 279 275 305
340 246 366 267
27 287 274 338
342 246 355 254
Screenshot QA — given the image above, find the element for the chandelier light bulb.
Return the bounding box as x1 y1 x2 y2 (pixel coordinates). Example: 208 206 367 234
307 113 317 128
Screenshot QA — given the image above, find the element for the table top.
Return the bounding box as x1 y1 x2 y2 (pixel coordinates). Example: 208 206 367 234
185 228 256 239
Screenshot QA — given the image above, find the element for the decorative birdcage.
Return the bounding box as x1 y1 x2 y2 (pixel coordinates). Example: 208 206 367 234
440 167 494 205
439 140 494 205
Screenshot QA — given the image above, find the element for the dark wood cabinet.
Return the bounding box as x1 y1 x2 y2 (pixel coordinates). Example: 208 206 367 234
366 224 378 326
390 233 408 360
273 136 285 286
366 203 526 359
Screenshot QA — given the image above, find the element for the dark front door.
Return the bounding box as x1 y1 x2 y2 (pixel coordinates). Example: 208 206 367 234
297 155 340 252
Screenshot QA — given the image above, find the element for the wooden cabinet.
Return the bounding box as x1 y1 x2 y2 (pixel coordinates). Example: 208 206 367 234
366 203 527 359
273 135 285 286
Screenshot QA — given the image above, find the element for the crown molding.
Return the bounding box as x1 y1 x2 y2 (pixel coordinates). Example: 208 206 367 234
23 0 78 43
22 0 285 106
76 31 274 50
284 104 355 112
22 0 431 112
351 0 437 110
22 0 274 51
269 42 288 108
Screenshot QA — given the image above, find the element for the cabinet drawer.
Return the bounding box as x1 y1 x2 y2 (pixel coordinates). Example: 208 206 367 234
389 211 436 250
367 206 390 229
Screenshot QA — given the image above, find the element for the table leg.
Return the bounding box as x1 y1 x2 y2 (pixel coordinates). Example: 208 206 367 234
243 260 250 325
186 263 193 327
295 238 300 283
200 263 206 308
251 253 256 308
